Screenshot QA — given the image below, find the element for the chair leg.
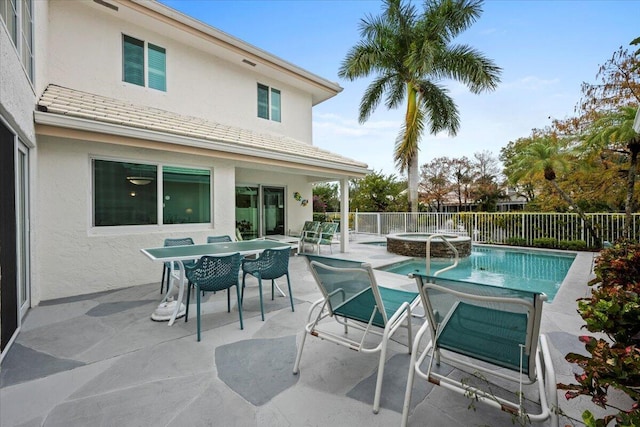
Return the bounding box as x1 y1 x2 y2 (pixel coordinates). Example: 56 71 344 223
271 279 275 300
185 280 191 322
235 284 244 330
373 334 390 414
292 329 309 375
227 286 231 312
286 273 294 312
401 343 420 427
257 277 265 321
196 287 201 342
241 272 247 304
161 266 166 293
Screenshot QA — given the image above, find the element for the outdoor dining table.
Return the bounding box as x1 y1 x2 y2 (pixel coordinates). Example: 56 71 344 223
141 239 291 325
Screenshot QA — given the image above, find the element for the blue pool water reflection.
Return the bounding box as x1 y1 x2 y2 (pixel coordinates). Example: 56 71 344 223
378 246 576 301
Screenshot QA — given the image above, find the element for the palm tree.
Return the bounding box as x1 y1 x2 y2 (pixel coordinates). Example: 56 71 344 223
338 0 501 212
584 105 640 238
512 137 601 246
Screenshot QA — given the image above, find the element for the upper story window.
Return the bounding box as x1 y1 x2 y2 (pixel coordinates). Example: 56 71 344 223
122 34 166 92
257 83 281 122
1 0 33 82
93 159 210 226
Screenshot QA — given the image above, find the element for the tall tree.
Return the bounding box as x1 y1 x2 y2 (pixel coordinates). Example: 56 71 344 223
420 157 452 211
312 183 340 212
350 171 407 212
511 136 601 246
584 106 640 238
338 0 501 212
449 156 474 211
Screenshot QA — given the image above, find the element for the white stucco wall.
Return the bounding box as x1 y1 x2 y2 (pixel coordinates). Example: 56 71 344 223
45 0 313 143
0 18 36 143
35 136 233 300
34 135 315 301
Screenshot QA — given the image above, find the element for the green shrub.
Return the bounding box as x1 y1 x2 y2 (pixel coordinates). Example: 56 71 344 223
505 237 527 246
313 213 328 222
559 239 640 425
557 240 587 251
532 237 558 248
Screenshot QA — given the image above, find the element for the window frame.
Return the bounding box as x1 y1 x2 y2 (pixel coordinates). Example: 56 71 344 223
257 83 281 122
91 157 212 230
122 34 167 92
0 0 34 83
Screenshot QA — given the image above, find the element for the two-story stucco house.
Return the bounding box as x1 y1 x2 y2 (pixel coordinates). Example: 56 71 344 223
0 0 369 361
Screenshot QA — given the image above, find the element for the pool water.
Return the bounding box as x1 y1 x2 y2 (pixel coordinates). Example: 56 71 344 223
378 246 576 301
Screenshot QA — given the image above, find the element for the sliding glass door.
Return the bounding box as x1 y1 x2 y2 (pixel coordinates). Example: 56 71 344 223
235 185 285 239
17 142 30 318
235 186 259 240
262 186 285 236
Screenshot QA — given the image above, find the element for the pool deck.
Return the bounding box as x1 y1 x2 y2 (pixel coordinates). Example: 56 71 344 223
0 240 606 426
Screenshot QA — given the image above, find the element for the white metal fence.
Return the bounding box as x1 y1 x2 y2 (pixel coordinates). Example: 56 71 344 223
319 212 640 248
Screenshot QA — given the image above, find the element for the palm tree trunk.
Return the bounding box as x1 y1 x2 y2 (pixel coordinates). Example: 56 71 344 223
408 157 419 214
550 179 602 248
624 141 639 239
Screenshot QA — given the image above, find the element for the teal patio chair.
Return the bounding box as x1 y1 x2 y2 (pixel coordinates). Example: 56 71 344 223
160 237 194 294
300 221 338 254
184 253 243 341
207 235 233 243
293 254 421 414
241 247 294 321
401 275 558 427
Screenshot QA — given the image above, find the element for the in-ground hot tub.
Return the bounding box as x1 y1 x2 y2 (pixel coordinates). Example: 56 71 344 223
386 233 472 258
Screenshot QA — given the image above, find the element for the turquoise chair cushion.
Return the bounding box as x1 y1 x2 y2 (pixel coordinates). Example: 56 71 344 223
437 301 529 374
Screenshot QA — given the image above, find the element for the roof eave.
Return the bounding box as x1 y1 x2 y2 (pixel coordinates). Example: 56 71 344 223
34 111 369 177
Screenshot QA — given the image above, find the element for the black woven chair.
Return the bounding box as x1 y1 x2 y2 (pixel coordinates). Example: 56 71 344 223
184 253 243 341
160 237 194 294
207 235 233 243
241 247 294 320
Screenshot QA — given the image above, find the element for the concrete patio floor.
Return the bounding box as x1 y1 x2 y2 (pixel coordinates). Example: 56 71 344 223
1 241 601 426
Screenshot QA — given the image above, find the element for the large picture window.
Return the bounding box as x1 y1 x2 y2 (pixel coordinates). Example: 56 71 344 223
93 160 210 226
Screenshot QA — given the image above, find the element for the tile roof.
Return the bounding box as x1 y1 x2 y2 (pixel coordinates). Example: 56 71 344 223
36 85 368 172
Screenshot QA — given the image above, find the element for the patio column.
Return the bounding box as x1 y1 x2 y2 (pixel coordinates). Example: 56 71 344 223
340 178 349 252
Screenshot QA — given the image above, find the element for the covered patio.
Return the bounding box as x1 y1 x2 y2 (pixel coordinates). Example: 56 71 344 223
1 241 599 426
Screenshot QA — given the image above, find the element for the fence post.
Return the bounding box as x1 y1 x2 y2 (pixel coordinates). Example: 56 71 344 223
377 213 381 236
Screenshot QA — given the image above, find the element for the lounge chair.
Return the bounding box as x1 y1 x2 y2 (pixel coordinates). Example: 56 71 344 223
299 221 338 254
401 274 558 426
293 254 421 414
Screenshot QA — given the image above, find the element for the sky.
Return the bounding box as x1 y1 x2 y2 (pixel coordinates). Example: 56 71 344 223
158 0 640 177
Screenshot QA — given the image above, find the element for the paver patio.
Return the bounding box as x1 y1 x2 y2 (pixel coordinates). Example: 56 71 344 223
0 241 601 426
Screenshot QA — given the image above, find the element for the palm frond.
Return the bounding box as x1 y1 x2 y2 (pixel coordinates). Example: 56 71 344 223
417 80 460 135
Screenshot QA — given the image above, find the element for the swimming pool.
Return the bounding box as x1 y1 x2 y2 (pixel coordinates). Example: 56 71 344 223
377 246 576 301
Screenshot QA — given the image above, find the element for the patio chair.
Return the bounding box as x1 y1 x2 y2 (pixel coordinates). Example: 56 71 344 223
401 275 558 427
293 254 420 414
207 235 233 243
241 247 294 321
160 237 194 294
299 221 338 254
184 253 243 341
292 220 320 238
